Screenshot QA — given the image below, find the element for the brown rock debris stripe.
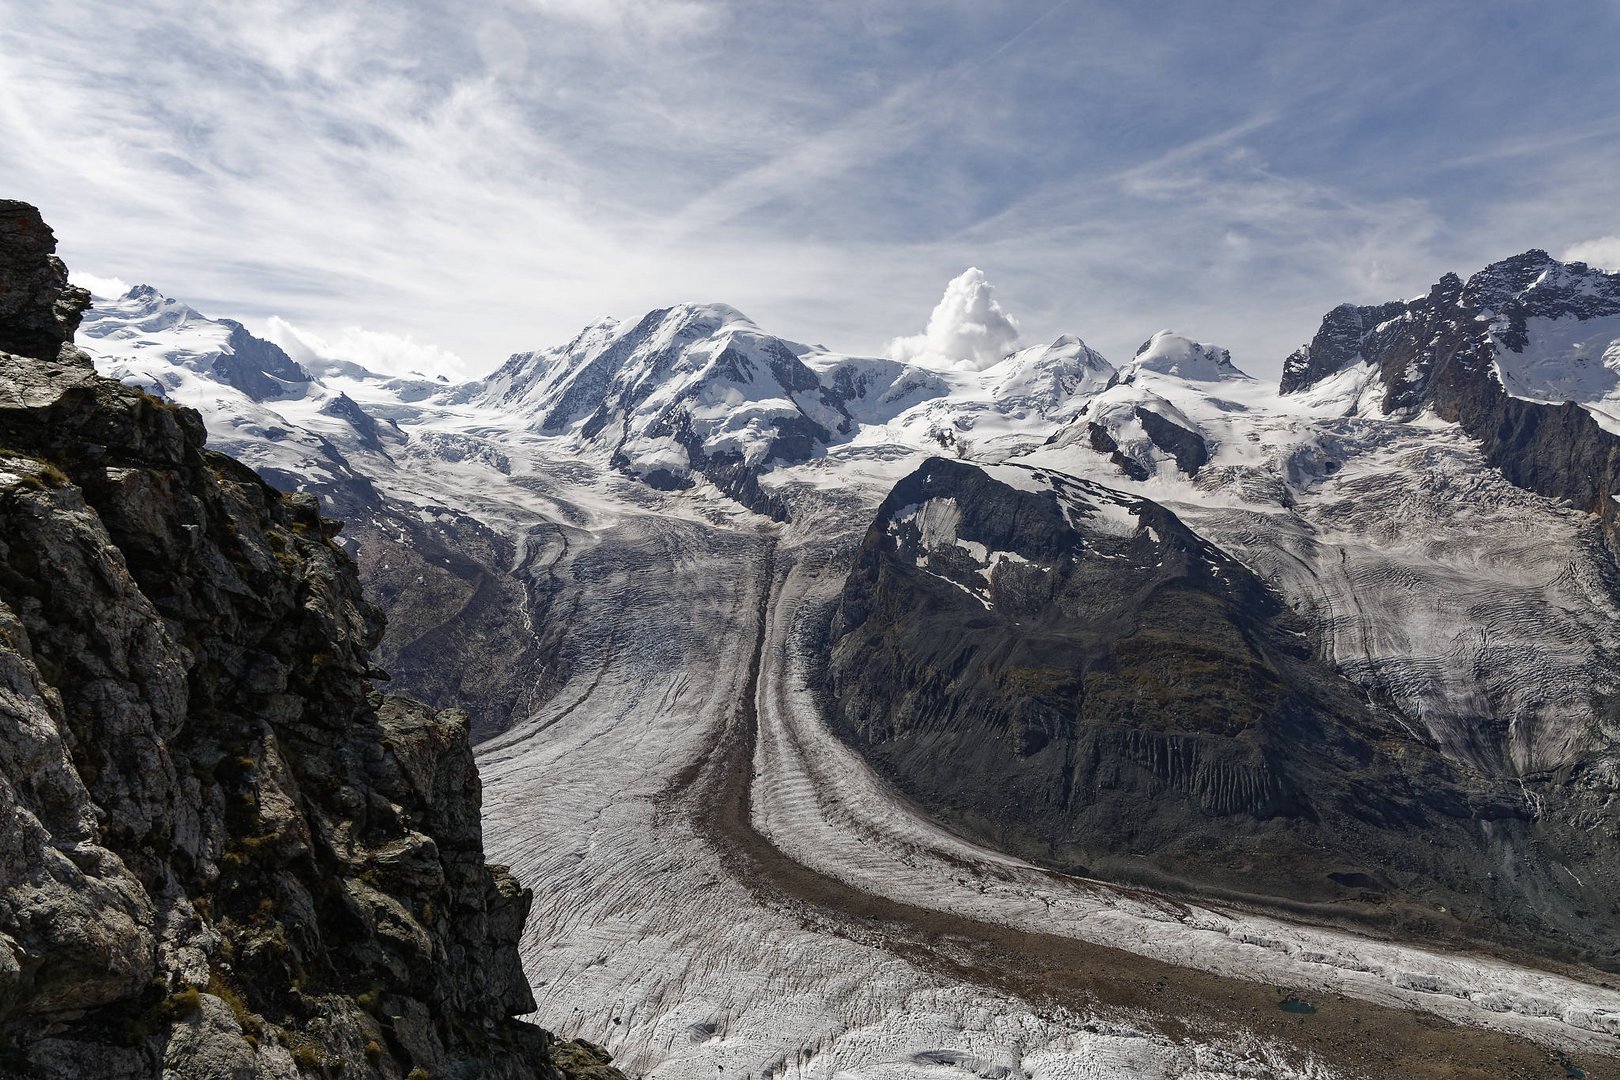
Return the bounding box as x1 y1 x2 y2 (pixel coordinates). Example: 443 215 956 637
673 542 1614 1080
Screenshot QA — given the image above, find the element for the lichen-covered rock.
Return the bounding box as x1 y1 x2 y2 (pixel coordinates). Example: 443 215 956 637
0 201 622 1078
547 1039 624 1080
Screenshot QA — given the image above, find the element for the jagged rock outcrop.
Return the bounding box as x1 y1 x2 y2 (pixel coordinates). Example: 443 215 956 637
825 457 1620 965
0 201 621 1079
1281 251 1620 552
1278 300 1406 395
1082 421 1149 481
0 204 89 361
1131 405 1208 474
346 507 565 743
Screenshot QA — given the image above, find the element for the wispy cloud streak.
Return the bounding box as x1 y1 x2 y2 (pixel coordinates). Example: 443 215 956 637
1 0 1616 378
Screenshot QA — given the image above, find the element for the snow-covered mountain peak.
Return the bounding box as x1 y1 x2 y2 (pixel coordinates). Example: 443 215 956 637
70 283 412 503
119 282 165 305
994 333 1100 370
91 283 211 335
478 302 772 413
467 300 850 517
667 300 756 332
986 334 1116 419
1126 330 1249 382
564 314 622 349
1469 250 1620 323
627 302 762 361
78 283 313 402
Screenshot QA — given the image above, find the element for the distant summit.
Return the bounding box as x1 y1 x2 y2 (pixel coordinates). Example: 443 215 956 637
1127 330 1250 382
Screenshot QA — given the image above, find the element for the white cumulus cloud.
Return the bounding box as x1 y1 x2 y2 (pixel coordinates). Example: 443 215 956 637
888 267 1021 372
1564 236 1620 272
71 270 132 300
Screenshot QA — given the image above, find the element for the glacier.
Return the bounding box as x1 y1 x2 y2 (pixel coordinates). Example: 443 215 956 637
72 255 1620 1079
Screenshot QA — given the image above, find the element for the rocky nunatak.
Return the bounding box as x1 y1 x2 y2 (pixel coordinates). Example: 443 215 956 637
0 202 622 1077
826 457 1620 967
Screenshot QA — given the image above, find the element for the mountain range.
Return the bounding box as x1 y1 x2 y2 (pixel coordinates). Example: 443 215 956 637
54 241 1620 1076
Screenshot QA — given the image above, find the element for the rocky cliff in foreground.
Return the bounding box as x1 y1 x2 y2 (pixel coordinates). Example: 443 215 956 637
0 201 620 1079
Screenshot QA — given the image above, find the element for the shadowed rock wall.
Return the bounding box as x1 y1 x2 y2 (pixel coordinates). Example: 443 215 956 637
0 200 621 1079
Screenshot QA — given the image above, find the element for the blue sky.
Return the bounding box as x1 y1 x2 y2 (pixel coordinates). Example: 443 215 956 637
2 0 1617 378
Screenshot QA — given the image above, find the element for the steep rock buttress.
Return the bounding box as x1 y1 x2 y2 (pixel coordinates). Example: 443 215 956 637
0 201 621 1079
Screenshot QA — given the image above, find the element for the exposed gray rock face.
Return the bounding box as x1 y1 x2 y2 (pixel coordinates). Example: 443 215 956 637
1132 405 1208 474
1278 300 1406 395
343 506 564 743
1082 421 1149 481
1281 252 1620 552
318 393 404 457
0 203 620 1078
209 320 312 403
825 457 1620 966
0 201 90 361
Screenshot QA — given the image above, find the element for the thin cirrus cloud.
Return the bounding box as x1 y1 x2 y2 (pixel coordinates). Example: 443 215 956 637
1 0 1617 381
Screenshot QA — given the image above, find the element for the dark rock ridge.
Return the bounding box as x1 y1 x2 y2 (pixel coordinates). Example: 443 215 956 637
1277 299 1407 396
1132 405 1208 475
0 202 90 360
210 318 312 403
1082 422 1149 481
0 201 620 1078
346 506 567 743
318 392 405 457
826 457 1619 965
1281 251 1620 551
